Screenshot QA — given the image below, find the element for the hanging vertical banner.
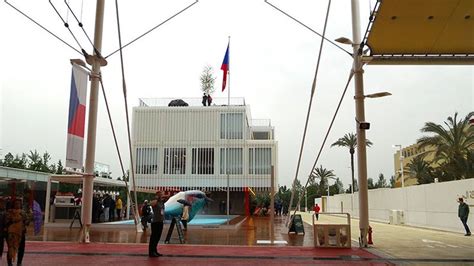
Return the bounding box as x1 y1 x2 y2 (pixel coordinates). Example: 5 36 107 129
66 64 89 169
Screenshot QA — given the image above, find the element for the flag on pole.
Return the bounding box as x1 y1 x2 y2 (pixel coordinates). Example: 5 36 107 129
66 64 89 169
221 43 230 92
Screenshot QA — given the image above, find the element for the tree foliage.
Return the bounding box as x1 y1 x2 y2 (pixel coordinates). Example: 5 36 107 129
417 112 474 181
407 156 434 184
200 65 216 95
331 132 373 192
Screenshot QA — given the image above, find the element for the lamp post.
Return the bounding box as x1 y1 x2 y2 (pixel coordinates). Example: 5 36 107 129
334 0 369 246
393 145 404 188
326 176 336 212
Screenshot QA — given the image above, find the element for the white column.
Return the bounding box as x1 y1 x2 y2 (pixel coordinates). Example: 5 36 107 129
44 176 51 224
82 0 106 243
351 0 370 247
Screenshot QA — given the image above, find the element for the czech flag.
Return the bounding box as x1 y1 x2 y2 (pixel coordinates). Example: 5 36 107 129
221 43 229 92
66 64 89 169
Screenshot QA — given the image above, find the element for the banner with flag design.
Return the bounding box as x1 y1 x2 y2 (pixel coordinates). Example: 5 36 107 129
66 64 89 169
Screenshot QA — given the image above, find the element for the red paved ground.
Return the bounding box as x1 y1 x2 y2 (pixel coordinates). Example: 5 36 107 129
3 241 393 265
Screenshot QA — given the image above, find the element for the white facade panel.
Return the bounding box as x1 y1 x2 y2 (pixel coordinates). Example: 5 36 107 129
132 102 277 191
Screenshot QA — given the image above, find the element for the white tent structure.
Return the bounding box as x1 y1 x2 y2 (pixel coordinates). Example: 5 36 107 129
44 174 126 226
345 0 474 246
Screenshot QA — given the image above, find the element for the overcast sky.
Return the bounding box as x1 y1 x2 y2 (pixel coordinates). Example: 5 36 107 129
1 0 472 188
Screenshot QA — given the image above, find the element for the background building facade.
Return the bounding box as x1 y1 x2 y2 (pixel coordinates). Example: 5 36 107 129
393 143 436 187
132 98 278 214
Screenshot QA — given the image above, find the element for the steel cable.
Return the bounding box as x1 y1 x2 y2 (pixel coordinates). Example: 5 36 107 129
106 0 199 58
4 0 82 55
286 0 332 227
49 0 84 52
64 0 101 56
114 0 141 228
98 76 139 226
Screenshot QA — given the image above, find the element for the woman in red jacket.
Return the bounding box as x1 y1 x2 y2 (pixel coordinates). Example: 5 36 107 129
313 204 321 220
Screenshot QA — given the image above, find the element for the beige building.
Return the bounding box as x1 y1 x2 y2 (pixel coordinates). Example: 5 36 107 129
393 143 436 187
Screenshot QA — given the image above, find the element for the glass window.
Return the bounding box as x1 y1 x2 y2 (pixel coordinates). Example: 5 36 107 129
220 148 243 174
253 131 269 140
192 148 214 175
164 148 186 175
249 148 271 175
136 148 159 174
220 113 243 139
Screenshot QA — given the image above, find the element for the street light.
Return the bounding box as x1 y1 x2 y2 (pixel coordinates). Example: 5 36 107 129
335 8 371 245
364 92 392 98
392 145 404 188
335 37 355 45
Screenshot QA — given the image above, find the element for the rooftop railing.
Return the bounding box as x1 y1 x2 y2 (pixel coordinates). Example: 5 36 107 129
139 97 246 107
251 119 272 127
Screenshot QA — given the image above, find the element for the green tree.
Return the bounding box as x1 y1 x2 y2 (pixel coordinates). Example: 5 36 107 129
41 151 52 172
56 160 64 174
417 112 474 180
376 173 388 188
27 150 42 171
200 65 216 96
367 178 375 189
11 153 28 169
331 133 373 192
390 175 396 188
3 152 14 166
329 178 344 195
313 165 336 196
407 156 434 184
306 184 319 208
277 185 291 214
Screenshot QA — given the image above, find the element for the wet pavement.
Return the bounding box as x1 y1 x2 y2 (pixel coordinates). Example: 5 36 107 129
4 213 472 265
299 212 474 264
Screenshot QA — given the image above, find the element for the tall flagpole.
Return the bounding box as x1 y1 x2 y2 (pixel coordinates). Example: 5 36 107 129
82 0 106 243
227 36 230 106
226 36 230 224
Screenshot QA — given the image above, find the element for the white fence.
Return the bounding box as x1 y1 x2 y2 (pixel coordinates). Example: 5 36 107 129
322 179 474 233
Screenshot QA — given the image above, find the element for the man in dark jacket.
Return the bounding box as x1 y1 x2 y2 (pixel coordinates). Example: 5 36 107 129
149 191 165 257
458 198 471 236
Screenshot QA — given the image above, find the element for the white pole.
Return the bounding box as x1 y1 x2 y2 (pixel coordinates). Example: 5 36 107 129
227 36 230 106
44 176 51 224
400 147 404 188
270 165 275 243
351 0 369 247
305 188 307 212
226 36 231 223
327 177 330 212
82 0 105 243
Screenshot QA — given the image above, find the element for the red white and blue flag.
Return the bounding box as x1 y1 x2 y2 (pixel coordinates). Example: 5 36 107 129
66 65 89 169
221 43 230 92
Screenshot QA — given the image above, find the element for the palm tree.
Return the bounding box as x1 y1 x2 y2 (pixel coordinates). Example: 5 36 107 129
312 165 335 196
28 149 42 171
331 133 373 192
417 112 474 180
407 156 433 184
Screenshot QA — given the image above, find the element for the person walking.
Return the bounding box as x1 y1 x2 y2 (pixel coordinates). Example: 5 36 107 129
313 203 321 221
149 191 165 257
0 198 6 260
6 198 32 266
115 196 123 220
458 198 471 236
